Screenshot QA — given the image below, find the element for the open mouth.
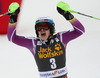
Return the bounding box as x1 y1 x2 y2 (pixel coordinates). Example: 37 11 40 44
41 33 46 36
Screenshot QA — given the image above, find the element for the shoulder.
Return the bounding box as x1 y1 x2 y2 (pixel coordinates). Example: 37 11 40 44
24 37 37 41
25 37 37 44
55 31 69 38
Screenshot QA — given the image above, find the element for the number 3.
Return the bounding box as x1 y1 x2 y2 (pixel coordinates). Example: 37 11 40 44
50 58 57 69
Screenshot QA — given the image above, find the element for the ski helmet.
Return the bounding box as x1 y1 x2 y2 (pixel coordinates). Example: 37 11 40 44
35 17 55 37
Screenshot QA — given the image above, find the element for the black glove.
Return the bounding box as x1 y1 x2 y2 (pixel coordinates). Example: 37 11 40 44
8 7 20 23
57 7 74 20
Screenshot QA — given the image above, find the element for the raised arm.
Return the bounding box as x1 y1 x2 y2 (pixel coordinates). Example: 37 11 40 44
56 1 85 44
7 23 35 49
58 17 85 44
7 2 36 51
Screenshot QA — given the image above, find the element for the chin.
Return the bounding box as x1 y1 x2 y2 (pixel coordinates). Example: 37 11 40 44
41 37 47 41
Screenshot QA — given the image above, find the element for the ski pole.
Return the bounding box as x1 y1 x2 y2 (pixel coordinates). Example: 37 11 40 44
69 10 100 20
57 1 100 20
0 12 9 17
0 2 19 17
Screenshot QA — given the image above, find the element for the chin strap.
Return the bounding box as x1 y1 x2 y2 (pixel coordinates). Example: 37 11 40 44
38 35 53 45
47 35 52 40
45 35 52 45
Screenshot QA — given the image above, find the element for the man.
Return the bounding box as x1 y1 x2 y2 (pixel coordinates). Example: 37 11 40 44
7 1 85 78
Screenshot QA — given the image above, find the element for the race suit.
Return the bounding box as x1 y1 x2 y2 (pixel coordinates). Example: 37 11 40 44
7 17 85 78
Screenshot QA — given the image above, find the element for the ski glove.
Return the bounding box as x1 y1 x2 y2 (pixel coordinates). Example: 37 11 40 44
8 2 20 23
57 1 74 20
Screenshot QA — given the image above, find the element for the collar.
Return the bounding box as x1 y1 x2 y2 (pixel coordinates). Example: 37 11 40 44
38 35 54 45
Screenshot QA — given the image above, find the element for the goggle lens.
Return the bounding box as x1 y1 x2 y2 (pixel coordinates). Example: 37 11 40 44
36 23 50 31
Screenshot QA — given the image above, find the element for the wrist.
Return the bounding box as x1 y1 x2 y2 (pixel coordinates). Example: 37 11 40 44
9 15 18 23
63 11 74 20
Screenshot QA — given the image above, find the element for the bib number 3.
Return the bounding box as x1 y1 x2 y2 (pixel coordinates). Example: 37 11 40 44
50 58 57 69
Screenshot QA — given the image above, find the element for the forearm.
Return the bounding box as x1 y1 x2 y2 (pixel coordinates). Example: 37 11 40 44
7 23 16 41
7 6 19 41
69 17 85 34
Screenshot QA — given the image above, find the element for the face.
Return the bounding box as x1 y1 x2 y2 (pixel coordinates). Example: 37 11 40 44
36 23 51 41
38 29 50 41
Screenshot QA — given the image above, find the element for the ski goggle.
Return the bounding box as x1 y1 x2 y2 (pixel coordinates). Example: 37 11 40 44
36 23 50 31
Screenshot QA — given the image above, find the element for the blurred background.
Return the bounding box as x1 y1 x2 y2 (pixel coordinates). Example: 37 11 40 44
0 0 100 78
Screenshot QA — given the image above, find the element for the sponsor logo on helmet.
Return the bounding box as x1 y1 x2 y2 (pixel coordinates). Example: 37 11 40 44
40 19 43 22
36 20 39 23
44 19 49 21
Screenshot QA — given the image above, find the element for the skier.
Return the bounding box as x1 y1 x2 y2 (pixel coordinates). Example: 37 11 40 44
7 1 85 78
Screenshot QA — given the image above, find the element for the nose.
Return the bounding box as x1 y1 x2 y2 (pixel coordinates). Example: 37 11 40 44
40 28 45 32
